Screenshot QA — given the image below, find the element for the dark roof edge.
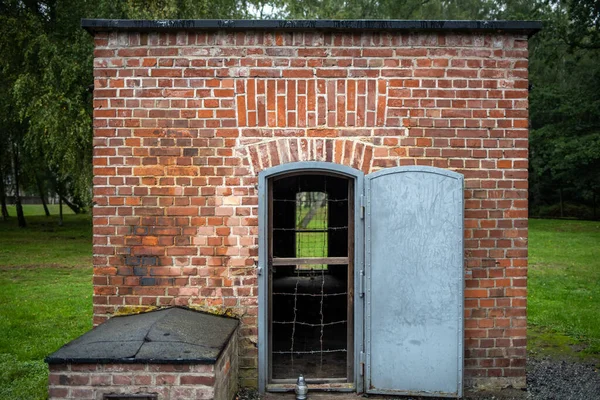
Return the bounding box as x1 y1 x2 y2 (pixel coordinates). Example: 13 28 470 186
108 305 241 321
45 356 217 365
82 19 542 37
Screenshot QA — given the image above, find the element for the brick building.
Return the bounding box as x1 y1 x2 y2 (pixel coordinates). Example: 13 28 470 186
47 19 541 399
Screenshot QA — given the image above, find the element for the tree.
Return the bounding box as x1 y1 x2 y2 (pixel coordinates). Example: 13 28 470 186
0 72 12 222
277 0 503 20
565 0 600 49
527 1 600 218
0 0 251 227
0 3 31 227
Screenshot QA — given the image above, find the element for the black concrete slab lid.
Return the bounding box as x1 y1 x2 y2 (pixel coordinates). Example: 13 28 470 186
45 307 238 364
81 19 542 36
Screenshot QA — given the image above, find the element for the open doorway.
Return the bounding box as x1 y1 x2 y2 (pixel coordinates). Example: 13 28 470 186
259 163 464 396
268 172 354 385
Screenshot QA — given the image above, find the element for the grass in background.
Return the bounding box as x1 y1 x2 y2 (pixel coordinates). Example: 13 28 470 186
1 205 89 267
5 204 75 216
528 219 600 360
295 202 329 270
0 206 92 400
0 267 92 400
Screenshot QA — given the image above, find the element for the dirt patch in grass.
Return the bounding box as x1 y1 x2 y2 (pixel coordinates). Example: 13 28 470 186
528 327 600 364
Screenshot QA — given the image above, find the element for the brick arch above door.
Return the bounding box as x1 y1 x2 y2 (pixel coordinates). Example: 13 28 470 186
236 137 376 175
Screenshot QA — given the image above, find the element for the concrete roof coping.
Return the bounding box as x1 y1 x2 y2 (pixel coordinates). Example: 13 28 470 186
45 307 239 365
82 19 542 36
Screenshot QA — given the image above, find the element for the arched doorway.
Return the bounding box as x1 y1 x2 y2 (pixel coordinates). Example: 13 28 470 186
258 162 364 392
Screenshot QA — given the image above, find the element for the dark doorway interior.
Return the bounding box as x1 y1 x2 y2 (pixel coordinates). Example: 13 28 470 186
269 173 353 383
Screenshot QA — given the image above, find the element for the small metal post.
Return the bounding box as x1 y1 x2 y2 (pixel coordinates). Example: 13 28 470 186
295 375 308 400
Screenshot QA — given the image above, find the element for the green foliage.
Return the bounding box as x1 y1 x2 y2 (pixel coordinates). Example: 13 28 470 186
535 201 598 220
528 1 600 217
14 21 93 206
0 0 251 226
123 0 211 19
377 0 493 19
528 219 600 357
92 0 249 20
565 0 600 49
0 1 93 215
278 0 546 20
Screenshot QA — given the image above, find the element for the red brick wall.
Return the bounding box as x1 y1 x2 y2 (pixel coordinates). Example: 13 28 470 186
49 363 217 400
91 29 529 389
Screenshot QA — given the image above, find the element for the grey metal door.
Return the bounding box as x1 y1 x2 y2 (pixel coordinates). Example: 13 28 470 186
364 166 464 397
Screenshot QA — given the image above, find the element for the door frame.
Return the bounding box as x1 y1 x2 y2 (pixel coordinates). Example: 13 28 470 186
258 162 365 393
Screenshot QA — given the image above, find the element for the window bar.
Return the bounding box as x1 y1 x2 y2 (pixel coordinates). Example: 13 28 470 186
271 257 348 266
273 198 349 203
272 320 348 327
290 268 300 371
273 349 347 355
273 227 348 231
319 268 326 369
272 292 347 297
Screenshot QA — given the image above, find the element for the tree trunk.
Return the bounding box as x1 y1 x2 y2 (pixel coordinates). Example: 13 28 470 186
48 171 81 215
12 143 26 228
59 197 63 226
0 166 8 221
299 196 326 229
559 188 564 218
36 175 50 217
59 194 81 214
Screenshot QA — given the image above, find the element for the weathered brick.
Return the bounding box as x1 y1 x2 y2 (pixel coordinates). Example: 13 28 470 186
180 375 216 386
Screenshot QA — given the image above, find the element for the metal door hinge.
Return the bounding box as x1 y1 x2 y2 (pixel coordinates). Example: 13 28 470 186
359 270 365 298
359 351 365 376
360 194 365 219
255 259 263 276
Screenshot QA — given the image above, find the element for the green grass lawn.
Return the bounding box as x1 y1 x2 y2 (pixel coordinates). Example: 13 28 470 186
528 219 600 360
0 205 89 267
295 204 328 270
0 206 92 400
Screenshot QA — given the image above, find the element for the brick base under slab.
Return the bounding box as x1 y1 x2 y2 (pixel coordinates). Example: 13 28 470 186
48 333 237 400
